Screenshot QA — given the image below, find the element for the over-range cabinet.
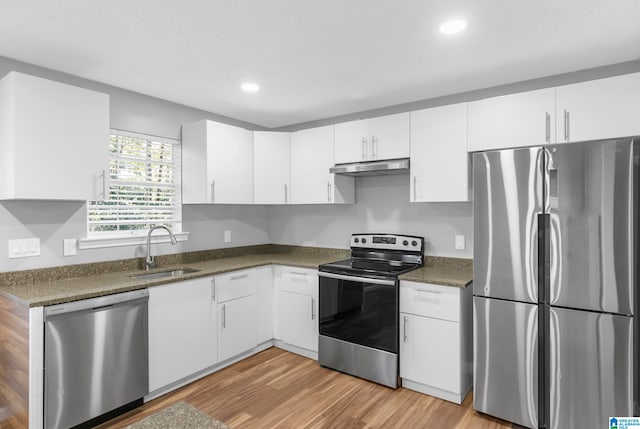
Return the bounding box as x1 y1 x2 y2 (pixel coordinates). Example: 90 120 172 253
473 137 639 428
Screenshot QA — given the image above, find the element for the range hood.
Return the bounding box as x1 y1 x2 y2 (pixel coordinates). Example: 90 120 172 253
330 158 410 177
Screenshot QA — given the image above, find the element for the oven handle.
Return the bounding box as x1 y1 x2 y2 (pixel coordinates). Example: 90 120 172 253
318 271 396 286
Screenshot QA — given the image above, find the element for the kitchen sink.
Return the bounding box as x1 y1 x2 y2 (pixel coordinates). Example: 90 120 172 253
130 268 200 281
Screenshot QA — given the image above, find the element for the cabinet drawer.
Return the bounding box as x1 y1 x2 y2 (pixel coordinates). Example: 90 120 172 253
216 269 256 303
279 267 318 296
400 281 460 322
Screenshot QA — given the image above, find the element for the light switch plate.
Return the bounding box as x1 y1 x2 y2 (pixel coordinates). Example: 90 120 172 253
8 238 40 258
63 239 77 256
224 230 231 243
455 235 466 250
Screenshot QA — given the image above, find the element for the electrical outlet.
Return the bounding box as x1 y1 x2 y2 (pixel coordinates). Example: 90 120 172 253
224 230 231 243
63 239 77 256
455 235 466 250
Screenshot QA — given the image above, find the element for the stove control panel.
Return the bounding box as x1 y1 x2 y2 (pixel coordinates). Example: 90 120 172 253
351 234 424 252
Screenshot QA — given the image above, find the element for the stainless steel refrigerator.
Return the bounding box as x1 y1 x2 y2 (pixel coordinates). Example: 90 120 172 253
473 137 639 429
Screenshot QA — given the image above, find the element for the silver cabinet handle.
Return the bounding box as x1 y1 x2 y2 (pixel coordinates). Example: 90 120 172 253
230 273 248 281
413 176 417 201
563 110 570 141
371 136 377 159
403 316 408 342
211 277 216 301
362 137 367 160
327 181 332 203
545 112 550 143
284 184 288 203
290 271 308 276
210 180 215 202
100 169 109 200
311 297 315 320
221 304 226 328
415 288 441 296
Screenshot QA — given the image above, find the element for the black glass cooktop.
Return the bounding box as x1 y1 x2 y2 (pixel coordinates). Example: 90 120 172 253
319 258 421 279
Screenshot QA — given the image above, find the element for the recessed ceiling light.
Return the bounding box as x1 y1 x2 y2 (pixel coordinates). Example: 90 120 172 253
439 19 467 35
241 82 260 93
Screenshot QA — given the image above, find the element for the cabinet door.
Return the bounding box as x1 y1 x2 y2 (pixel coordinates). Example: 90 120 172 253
290 125 334 204
2 72 109 200
253 132 290 204
149 277 217 392
218 295 258 361
468 88 555 151
410 104 469 202
181 120 209 203
334 119 370 163
279 290 317 352
400 313 459 394
370 112 410 161
254 266 274 344
207 121 254 204
556 72 640 143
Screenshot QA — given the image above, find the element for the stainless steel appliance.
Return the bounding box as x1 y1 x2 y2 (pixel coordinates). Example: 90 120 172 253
44 289 149 429
473 137 639 428
318 233 424 388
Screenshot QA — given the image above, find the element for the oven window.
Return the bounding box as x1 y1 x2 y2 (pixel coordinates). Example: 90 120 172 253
319 276 397 353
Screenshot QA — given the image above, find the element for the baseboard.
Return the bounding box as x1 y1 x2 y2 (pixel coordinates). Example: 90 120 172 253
273 340 318 360
401 379 469 404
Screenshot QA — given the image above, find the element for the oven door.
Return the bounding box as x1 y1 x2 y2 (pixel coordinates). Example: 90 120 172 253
318 271 398 353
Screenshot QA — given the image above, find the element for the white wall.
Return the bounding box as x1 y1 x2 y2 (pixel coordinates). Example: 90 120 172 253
269 175 473 258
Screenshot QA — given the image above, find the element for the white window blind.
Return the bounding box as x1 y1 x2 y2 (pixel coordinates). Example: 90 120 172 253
88 130 181 235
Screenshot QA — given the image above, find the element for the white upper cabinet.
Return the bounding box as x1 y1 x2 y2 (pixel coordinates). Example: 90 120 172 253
410 103 469 202
556 72 640 143
253 131 290 204
468 88 555 151
290 125 354 204
0 71 109 200
182 120 253 204
334 112 410 163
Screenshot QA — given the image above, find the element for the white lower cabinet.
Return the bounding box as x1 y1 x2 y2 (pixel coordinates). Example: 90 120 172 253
274 266 318 353
216 269 258 362
254 266 274 344
399 281 472 404
148 277 217 392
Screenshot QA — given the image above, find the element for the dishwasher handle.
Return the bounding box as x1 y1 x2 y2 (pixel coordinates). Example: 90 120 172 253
44 289 149 318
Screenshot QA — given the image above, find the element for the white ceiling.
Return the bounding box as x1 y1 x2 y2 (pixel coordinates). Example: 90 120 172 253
1 0 639 128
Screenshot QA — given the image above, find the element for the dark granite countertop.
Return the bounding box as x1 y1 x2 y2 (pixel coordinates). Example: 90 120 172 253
0 244 472 307
399 256 473 288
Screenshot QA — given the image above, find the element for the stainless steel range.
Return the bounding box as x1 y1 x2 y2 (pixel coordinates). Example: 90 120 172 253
318 233 424 388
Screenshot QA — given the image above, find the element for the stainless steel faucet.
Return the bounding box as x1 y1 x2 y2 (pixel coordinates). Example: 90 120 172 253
146 225 177 271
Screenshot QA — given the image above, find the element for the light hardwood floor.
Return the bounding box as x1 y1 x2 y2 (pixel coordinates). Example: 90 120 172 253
101 347 512 429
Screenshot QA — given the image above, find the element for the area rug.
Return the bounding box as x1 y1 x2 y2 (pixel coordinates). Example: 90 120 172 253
126 401 230 429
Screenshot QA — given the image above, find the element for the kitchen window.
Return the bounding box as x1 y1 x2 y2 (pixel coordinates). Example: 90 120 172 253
81 130 186 248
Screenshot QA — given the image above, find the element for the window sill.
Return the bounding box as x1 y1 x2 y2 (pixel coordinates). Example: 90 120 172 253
78 232 190 250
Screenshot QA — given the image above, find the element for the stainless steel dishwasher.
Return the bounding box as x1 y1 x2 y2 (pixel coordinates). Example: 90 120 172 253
44 289 149 429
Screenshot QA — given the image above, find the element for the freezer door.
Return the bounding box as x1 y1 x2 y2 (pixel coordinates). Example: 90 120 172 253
548 307 633 429
473 147 543 303
546 139 636 314
474 297 539 428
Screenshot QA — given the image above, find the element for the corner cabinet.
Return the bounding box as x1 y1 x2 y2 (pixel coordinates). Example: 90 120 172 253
556 72 640 143
410 103 470 202
290 125 354 204
467 87 556 152
182 120 253 204
274 266 318 355
0 71 109 200
399 281 472 404
253 131 290 204
334 112 410 163
148 277 218 392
